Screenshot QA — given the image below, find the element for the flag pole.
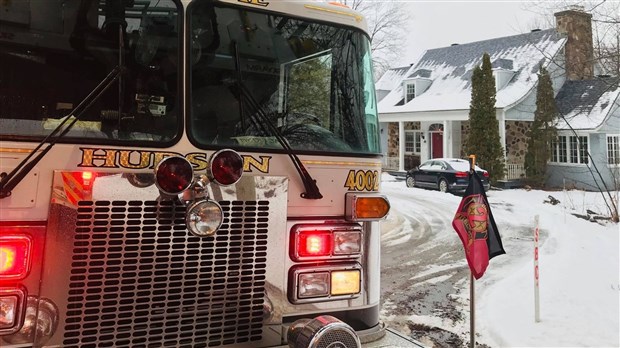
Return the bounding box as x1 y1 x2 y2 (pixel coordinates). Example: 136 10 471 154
468 155 476 348
470 272 475 348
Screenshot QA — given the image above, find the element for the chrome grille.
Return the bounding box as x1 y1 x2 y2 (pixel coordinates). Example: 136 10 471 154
63 199 269 348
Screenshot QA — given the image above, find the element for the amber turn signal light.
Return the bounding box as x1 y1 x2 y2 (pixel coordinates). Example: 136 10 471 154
344 193 390 221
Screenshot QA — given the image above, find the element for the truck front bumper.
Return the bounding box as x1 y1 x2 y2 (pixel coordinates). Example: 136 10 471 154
281 321 427 348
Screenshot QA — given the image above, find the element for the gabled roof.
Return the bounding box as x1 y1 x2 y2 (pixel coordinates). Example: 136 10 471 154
378 29 566 113
555 77 620 130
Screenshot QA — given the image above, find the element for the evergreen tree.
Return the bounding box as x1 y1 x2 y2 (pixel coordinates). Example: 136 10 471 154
524 66 557 187
465 53 505 184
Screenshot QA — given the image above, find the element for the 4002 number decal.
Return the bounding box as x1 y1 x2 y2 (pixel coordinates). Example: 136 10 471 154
344 170 380 191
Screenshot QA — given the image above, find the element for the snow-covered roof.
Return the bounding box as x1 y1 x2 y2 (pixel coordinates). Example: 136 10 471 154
554 77 620 130
375 65 410 93
378 29 567 114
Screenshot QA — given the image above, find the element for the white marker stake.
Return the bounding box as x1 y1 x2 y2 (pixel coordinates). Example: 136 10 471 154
534 215 541 323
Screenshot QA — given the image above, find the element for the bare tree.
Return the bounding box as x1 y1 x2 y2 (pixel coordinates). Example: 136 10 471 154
525 0 620 75
332 0 409 78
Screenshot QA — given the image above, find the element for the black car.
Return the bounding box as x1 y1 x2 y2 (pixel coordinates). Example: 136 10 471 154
405 158 491 193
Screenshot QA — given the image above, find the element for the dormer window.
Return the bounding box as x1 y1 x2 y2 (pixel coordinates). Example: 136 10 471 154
400 74 432 105
406 83 416 102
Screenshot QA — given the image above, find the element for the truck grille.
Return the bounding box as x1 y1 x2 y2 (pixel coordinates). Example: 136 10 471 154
62 199 269 348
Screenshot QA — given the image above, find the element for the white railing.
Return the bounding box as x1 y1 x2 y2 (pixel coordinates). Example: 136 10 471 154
505 163 525 180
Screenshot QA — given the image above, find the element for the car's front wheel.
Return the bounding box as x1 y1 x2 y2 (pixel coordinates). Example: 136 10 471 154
438 178 449 193
406 176 415 188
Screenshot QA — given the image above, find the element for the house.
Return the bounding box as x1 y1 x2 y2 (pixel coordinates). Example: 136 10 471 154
377 9 620 190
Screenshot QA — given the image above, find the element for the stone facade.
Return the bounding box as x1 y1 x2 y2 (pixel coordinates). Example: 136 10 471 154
404 122 420 130
387 122 422 169
387 122 422 157
387 123 399 157
460 120 531 165
505 121 532 164
389 120 532 175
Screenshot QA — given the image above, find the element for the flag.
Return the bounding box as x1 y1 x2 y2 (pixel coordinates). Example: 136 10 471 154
452 171 505 279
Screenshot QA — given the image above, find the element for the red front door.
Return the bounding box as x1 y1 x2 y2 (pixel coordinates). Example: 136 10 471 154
431 132 443 158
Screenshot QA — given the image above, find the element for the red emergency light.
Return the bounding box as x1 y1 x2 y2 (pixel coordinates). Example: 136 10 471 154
297 232 332 258
0 236 32 281
208 149 244 186
155 156 194 195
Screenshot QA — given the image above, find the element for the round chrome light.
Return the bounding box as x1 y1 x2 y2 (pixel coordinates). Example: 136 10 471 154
208 149 244 186
287 315 361 348
154 156 194 195
186 200 223 237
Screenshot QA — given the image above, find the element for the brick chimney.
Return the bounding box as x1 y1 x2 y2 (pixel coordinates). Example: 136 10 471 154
555 9 594 80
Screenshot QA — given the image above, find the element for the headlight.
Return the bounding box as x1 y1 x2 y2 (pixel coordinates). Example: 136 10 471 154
298 272 330 298
186 200 223 237
291 224 363 261
0 287 26 335
290 264 362 304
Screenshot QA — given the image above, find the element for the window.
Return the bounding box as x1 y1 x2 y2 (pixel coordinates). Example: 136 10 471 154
430 161 447 170
406 83 415 102
551 136 566 162
405 131 422 154
0 0 182 143
577 136 589 164
608 135 620 165
551 135 588 164
188 4 380 154
419 161 432 170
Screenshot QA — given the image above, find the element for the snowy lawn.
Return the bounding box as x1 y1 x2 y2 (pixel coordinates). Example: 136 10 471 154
381 174 619 347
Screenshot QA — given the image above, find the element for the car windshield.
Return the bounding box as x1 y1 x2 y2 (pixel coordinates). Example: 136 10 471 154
0 0 181 143
188 3 380 154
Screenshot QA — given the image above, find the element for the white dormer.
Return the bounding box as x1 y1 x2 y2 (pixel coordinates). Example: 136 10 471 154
493 68 515 91
491 59 515 91
402 70 433 103
404 80 416 103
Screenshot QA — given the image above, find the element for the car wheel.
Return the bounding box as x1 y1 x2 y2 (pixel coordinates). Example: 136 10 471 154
406 176 415 188
438 178 449 193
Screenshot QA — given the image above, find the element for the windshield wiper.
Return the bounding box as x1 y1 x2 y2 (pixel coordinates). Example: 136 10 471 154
0 66 123 199
231 41 322 199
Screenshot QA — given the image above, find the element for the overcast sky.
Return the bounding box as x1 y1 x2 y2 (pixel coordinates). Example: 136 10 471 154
398 1 546 67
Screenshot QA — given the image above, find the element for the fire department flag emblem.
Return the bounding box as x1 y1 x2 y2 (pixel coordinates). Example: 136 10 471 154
452 171 505 279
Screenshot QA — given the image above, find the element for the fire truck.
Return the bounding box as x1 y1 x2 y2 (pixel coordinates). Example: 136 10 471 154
0 0 422 347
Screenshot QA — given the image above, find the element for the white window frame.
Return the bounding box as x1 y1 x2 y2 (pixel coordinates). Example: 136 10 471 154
405 83 415 103
607 134 620 166
404 130 422 154
551 134 589 165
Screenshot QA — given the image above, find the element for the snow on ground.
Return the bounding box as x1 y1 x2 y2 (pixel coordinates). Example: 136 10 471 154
381 174 619 347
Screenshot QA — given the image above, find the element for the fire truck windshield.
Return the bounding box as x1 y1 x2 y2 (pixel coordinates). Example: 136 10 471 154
188 3 380 155
0 0 181 144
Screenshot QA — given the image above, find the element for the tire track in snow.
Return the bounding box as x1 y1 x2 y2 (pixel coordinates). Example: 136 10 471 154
380 185 469 331
380 183 549 347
